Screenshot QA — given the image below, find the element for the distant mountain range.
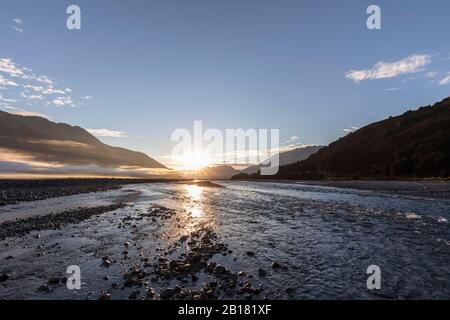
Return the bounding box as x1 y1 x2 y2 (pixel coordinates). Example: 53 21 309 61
233 96 450 180
241 145 323 175
182 146 323 179
0 111 172 178
181 165 240 180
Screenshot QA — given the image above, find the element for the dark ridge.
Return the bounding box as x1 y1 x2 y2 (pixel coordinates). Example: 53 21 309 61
233 96 450 180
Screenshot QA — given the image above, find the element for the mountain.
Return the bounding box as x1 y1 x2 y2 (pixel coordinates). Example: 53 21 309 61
240 145 323 174
0 111 169 177
233 97 450 180
181 165 240 180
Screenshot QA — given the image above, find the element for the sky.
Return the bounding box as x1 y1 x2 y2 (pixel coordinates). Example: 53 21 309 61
1 0 450 168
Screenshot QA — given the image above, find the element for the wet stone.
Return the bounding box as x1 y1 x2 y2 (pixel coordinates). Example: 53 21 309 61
0 273 10 282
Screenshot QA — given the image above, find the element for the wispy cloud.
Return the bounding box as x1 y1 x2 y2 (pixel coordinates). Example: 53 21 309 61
0 94 17 103
285 135 299 143
51 96 74 106
0 104 49 119
21 92 43 100
13 111 49 118
438 72 450 85
342 126 360 134
346 54 431 82
8 24 23 32
8 18 23 32
425 71 439 78
0 75 18 87
86 128 127 138
381 86 404 92
0 58 25 77
0 57 88 108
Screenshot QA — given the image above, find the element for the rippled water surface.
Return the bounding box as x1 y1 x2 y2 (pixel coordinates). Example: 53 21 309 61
1 181 449 299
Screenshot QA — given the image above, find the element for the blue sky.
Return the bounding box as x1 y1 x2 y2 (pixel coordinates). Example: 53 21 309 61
1 0 450 168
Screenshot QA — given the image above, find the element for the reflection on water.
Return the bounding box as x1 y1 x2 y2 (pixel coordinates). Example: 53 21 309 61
179 184 212 234
185 184 203 201
190 207 204 219
184 184 205 218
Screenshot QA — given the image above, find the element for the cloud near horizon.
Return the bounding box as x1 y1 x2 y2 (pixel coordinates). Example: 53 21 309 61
0 147 175 179
346 54 431 83
86 128 127 138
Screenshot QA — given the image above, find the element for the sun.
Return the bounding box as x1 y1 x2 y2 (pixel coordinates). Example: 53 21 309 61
175 152 212 171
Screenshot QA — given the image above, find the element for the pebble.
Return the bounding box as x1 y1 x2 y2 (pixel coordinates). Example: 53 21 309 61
160 288 176 299
272 262 282 269
48 277 60 285
214 265 227 275
0 273 10 282
38 284 50 292
98 290 111 300
285 287 296 294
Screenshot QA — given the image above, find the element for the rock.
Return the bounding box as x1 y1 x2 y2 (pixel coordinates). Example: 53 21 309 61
206 262 216 273
160 288 176 299
102 256 113 267
48 277 60 285
272 262 282 269
285 287 296 294
438 217 448 224
0 273 10 282
38 284 50 292
246 251 255 257
147 288 156 298
214 265 227 275
258 268 267 277
111 283 120 289
128 290 140 300
124 241 131 247
98 290 111 300
103 276 109 281
5 256 13 260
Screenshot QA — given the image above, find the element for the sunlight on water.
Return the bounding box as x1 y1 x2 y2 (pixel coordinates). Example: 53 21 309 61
190 206 204 218
185 184 203 201
184 185 205 219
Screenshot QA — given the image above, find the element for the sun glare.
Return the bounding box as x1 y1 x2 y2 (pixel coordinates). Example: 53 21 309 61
175 152 212 170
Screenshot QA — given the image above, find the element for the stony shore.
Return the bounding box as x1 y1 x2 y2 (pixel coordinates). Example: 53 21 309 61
298 180 450 199
0 178 177 206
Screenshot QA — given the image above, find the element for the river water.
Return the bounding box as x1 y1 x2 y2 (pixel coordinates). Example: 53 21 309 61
1 181 449 299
